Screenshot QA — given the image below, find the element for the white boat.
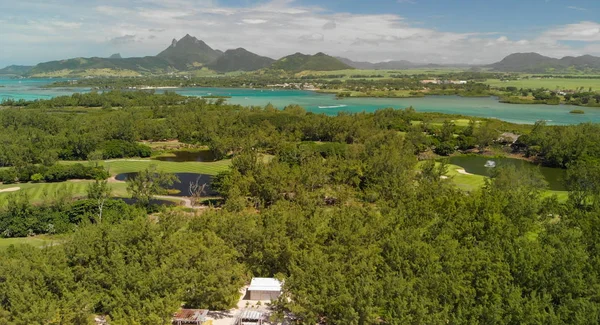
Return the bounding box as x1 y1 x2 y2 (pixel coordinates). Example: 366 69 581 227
484 160 496 168
318 105 348 109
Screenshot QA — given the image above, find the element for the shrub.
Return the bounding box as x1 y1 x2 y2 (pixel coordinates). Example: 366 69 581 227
31 173 44 183
101 140 152 159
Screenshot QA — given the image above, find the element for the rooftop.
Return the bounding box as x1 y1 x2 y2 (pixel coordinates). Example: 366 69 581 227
173 309 209 323
248 277 282 292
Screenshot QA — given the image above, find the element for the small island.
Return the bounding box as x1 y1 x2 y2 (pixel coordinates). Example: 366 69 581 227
570 109 585 114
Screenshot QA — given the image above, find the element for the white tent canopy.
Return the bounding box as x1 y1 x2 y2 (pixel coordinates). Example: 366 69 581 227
247 278 282 300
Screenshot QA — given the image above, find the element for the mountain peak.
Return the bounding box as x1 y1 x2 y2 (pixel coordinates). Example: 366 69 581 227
157 34 222 70
108 53 122 59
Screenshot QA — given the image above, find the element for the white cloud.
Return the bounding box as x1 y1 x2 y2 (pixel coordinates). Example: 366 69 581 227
2 0 600 66
541 21 600 42
242 19 268 24
51 21 82 29
567 6 587 11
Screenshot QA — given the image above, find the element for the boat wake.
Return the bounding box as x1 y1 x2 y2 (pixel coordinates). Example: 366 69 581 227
318 105 348 109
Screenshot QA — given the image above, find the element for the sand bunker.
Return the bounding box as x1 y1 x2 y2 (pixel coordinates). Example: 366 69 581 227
457 169 474 176
0 187 20 193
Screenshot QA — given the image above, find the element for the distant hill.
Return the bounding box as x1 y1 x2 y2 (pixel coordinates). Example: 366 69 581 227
338 57 417 69
157 34 222 70
28 56 174 76
338 57 473 70
488 53 600 73
270 53 352 72
207 48 274 72
0 65 33 75
337 57 377 69
109 53 122 59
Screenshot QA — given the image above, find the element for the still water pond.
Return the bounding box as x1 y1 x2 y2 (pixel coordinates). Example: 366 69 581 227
448 156 567 191
115 173 217 196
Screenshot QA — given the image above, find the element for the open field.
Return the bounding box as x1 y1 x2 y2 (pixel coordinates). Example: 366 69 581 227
31 68 142 78
0 180 129 205
0 235 62 250
0 181 93 203
298 68 467 79
101 159 231 175
59 159 232 176
434 163 568 201
486 78 600 90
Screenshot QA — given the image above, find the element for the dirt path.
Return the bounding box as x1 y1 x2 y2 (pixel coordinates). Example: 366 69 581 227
154 195 207 209
0 187 20 193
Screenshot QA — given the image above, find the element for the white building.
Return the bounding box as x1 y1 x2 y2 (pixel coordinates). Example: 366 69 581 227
247 278 282 301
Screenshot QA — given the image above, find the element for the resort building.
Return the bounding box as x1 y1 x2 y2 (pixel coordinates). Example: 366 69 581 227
246 277 283 301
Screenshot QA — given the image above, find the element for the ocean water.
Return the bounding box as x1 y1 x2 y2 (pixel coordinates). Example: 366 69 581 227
0 77 88 101
1 77 597 125
172 87 599 125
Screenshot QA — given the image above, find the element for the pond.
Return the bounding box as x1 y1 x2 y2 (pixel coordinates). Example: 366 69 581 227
115 173 217 197
448 156 567 191
153 150 216 162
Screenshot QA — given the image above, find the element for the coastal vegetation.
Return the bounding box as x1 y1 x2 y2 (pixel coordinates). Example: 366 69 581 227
39 69 600 108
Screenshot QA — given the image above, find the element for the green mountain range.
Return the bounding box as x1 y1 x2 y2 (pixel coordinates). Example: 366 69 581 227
488 53 600 73
0 65 33 75
3 35 357 76
270 52 353 72
207 48 274 72
28 56 174 76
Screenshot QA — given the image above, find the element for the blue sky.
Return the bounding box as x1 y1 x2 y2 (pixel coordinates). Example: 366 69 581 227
1 0 600 67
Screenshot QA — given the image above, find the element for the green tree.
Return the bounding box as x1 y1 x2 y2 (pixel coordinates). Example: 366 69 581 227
86 180 112 223
126 165 179 207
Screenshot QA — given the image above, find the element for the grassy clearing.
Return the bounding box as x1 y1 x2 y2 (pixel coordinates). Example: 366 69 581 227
101 159 231 175
0 235 61 250
426 162 569 201
299 68 467 79
32 68 141 78
0 181 92 204
411 119 477 127
445 164 486 191
486 78 600 90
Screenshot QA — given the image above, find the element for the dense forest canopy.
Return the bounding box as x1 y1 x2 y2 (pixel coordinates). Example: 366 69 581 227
0 92 599 324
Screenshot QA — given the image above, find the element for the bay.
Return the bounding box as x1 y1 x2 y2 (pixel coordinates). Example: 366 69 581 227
1 77 598 125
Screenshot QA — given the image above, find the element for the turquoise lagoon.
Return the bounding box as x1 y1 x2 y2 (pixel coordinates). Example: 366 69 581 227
1 77 598 125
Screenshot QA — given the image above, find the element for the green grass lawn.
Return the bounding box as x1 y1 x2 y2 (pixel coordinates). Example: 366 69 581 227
0 236 61 250
445 164 486 191
430 163 569 201
486 78 600 90
0 181 93 204
100 159 231 175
